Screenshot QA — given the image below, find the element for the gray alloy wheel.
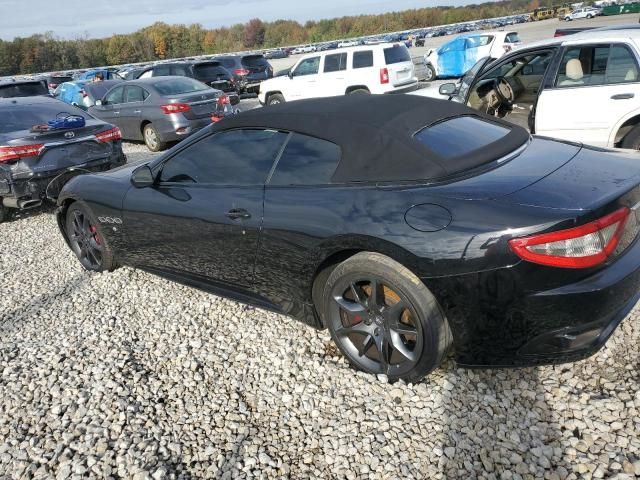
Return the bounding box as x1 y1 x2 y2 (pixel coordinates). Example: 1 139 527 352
424 64 436 82
322 252 451 383
143 124 166 152
267 93 285 106
65 203 115 272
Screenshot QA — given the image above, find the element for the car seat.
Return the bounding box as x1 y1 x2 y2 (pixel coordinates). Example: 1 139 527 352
558 59 585 86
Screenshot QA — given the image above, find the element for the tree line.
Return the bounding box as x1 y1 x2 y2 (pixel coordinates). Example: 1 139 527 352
0 0 543 76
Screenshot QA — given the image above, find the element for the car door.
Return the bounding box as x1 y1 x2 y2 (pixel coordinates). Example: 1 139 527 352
90 85 124 127
121 128 289 289
321 52 348 96
118 85 146 138
288 56 321 100
535 43 640 147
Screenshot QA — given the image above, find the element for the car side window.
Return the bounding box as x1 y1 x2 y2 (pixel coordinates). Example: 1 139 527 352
269 133 341 186
124 86 144 103
293 57 320 77
324 53 347 73
353 51 374 69
154 65 171 76
555 44 638 87
160 129 288 185
171 65 189 76
104 86 124 105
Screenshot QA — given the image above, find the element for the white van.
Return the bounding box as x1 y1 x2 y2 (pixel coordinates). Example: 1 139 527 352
258 43 417 105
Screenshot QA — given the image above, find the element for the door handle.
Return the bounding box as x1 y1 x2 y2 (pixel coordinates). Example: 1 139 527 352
611 93 634 100
225 208 251 220
133 110 141 113
113 111 120 115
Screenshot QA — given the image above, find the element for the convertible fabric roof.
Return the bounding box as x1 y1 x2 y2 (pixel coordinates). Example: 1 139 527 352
214 94 529 183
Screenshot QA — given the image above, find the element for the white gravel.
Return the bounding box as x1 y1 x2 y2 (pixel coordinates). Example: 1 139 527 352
0 141 639 480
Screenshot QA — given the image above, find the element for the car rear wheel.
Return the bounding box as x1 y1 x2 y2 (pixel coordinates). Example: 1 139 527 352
321 252 451 383
424 64 436 82
143 123 167 152
621 124 640 150
65 203 115 272
267 93 285 106
348 88 370 95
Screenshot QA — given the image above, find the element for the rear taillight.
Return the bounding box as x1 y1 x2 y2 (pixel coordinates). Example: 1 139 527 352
95 127 122 143
234 68 250 76
161 103 191 114
0 144 44 163
508 207 630 269
380 67 389 84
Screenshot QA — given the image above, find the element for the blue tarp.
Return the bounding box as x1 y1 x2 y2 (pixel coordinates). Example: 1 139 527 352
436 35 487 78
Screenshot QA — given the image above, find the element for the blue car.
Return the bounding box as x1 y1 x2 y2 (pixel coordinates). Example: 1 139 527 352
54 80 122 110
75 69 120 81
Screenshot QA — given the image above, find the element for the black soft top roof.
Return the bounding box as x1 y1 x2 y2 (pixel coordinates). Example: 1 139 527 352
214 95 529 183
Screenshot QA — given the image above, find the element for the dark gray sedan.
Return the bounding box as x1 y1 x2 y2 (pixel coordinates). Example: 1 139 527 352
89 77 231 152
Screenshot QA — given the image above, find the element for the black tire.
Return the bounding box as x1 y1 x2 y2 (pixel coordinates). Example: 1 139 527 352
587 14 593 18
348 88 370 95
622 124 640 150
143 123 167 152
65 202 115 272
0 202 6 224
424 64 437 82
267 93 285 106
321 252 451 383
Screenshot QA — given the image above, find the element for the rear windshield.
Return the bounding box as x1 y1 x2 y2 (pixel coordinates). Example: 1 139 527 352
153 78 209 95
505 32 521 43
414 116 511 159
0 82 49 98
193 63 230 79
216 57 237 69
383 45 411 65
0 103 89 134
242 55 269 68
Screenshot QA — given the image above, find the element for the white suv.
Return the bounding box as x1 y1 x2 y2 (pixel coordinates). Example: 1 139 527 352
258 43 417 106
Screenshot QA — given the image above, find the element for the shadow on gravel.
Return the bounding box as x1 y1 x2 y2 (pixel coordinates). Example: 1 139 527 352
0 203 55 224
435 365 565 478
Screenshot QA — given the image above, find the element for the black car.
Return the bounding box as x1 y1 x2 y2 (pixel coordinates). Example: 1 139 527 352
264 49 289 59
136 61 240 103
56 95 640 382
0 79 50 98
0 96 125 222
211 54 273 93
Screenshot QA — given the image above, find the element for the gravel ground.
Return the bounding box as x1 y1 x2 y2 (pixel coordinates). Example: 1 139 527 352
0 140 639 479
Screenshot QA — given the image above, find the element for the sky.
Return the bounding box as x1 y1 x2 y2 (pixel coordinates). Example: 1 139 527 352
0 0 479 41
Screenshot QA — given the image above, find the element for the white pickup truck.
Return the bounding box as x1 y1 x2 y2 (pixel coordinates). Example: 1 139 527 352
434 28 640 149
259 43 418 106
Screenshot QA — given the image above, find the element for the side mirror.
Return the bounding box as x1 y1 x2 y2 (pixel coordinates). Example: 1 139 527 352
95 99 103 106
131 165 155 188
288 70 294 79
439 83 457 96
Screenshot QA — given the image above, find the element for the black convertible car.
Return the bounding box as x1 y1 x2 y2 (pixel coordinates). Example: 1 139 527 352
57 95 640 382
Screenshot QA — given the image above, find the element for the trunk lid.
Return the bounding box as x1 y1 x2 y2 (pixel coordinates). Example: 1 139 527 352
166 90 221 120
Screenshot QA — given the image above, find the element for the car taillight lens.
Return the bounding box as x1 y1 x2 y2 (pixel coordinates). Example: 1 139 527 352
0 144 45 163
380 67 389 84
161 103 191 114
234 68 250 76
508 207 630 269
95 127 122 143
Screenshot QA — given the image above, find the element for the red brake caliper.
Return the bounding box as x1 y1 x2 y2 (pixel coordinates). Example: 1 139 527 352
89 225 101 245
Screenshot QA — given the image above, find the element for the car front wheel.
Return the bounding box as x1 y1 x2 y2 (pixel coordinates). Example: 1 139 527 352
321 252 451 383
267 93 285 106
65 203 115 272
424 64 436 82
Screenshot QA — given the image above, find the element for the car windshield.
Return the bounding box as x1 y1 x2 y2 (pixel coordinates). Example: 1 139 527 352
0 82 49 98
384 45 411 64
0 103 89 133
414 116 511 159
153 78 209 95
